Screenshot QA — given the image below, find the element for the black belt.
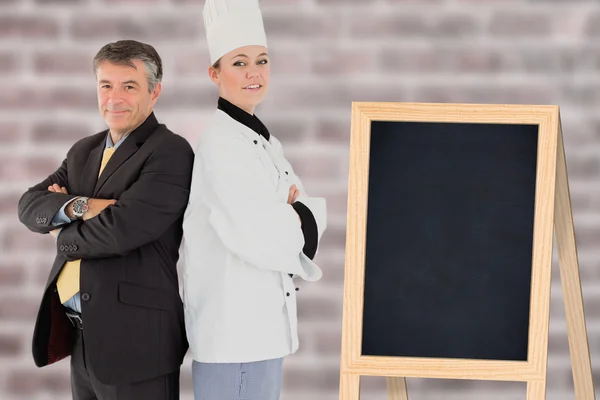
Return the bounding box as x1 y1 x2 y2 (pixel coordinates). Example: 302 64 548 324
65 310 83 330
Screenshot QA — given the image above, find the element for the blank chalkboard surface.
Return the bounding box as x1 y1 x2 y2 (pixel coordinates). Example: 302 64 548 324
339 102 594 400
361 121 538 361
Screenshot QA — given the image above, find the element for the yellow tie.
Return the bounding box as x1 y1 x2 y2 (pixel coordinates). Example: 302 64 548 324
56 147 116 304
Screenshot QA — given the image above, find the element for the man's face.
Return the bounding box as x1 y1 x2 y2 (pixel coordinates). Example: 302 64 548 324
96 60 161 135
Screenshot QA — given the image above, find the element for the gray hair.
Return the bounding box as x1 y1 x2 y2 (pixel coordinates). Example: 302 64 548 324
93 40 163 92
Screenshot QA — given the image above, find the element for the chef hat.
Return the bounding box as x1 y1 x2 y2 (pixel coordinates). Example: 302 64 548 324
203 0 268 65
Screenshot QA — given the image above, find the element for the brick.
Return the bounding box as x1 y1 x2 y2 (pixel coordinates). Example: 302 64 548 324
562 83 600 106
173 49 210 76
565 153 600 179
350 12 428 38
314 254 344 284
259 118 309 143
315 119 350 143
574 224 600 251
35 0 85 3
313 327 342 357
0 86 97 110
561 118 600 146
0 51 19 73
316 0 373 3
0 193 20 217
7 368 71 396
32 121 92 143
0 16 60 39
585 12 600 36
317 223 346 252
416 379 526 393
350 12 479 38
263 12 342 39
33 261 55 286
285 153 342 181
3 225 56 254
489 11 553 36
547 330 572 357
0 334 23 356
33 50 94 75
0 295 40 321
69 14 200 40
260 0 306 4
266 83 412 110
380 46 581 74
158 84 216 109
571 187 600 213
0 121 22 144
0 155 60 182
268 46 311 75
312 46 377 76
283 365 340 392
102 0 160 3
297 294 341 321
414 84 558 105
321 190 349 217
0 263 27 287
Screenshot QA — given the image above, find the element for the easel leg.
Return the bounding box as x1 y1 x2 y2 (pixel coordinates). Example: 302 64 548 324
386 377 408 400
555 122 596 399
339 373 360 400
526 380 547 400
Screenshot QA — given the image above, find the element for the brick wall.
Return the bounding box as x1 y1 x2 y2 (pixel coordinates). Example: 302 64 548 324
1 0 599 399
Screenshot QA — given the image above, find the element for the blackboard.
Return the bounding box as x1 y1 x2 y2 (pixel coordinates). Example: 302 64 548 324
361 121 538 361
339 102 594 400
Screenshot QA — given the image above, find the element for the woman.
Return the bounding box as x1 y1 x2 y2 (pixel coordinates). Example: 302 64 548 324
182 0 327 399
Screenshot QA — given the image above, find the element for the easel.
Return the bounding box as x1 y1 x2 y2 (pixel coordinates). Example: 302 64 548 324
339 102 595 399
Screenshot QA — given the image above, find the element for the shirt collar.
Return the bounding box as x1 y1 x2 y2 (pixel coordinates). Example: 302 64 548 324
217 96 270 141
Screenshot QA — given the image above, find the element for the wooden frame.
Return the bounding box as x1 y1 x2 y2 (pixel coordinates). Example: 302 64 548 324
339 102 594 399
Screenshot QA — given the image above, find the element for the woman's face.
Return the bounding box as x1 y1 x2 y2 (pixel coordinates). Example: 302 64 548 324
209 45 270 115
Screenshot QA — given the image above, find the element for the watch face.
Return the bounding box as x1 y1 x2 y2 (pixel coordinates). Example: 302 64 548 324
73 199 88 215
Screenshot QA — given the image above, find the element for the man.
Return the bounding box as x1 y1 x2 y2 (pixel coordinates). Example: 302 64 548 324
17 40 193 399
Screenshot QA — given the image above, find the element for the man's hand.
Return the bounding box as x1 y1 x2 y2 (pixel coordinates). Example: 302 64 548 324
48 184 68 195
82 198 117 221
48 183 117 221
48 184 69 237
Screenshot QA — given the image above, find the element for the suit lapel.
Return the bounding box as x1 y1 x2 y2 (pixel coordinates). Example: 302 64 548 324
92 113 159 196
81 140 104 197
93 137 139 196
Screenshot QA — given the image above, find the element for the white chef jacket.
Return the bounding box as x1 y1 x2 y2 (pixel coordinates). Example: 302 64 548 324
182 109 327 363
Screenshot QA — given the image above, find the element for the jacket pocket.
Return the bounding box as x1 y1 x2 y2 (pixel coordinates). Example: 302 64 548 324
118 281 169 311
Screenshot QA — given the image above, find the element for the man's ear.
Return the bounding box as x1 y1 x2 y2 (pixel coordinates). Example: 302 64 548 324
150 82 162 107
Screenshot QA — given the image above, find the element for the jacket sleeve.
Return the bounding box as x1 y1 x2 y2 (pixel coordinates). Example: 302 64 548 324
274 136 327 258
198 135 309 277
56 136 194 260
17 157 79 234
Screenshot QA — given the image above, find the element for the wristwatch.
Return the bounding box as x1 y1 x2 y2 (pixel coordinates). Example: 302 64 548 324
71 197 89 219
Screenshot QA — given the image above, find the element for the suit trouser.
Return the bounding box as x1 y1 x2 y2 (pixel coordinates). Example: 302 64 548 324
70 327 180 400
192 358 283 400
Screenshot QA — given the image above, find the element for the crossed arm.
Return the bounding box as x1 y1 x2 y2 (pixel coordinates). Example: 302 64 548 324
46 183 116 238
18 138 194 259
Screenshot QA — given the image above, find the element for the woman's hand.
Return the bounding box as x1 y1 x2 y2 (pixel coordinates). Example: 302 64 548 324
287 184 299 204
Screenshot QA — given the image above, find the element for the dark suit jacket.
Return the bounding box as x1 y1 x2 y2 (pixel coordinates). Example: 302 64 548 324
17 113 194 385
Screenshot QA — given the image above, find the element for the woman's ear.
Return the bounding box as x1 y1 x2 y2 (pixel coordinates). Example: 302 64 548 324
208 66 219 84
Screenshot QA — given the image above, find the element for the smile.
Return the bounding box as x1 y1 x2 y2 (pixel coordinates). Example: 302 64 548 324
243 84 262 90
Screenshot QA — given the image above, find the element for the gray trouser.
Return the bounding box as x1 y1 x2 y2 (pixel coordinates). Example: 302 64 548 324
192 358 283 400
